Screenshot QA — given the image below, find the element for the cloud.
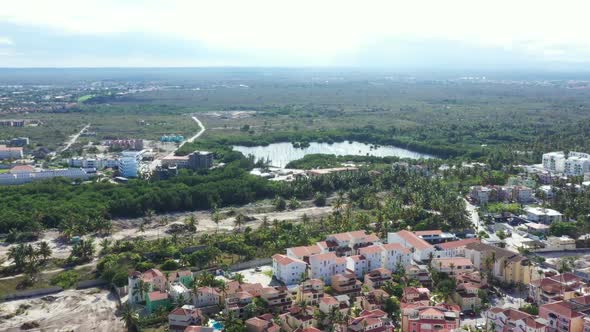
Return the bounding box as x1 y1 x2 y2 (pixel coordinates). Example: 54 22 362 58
1 0 590 67
0 36 13 45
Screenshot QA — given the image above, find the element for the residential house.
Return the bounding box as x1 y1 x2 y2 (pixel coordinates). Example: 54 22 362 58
355 289 390 311
169 282 191 303
347 309 392 332
168 270 193 288
272 254 308 286
401 303 461 332
431 257 474 277
405 264 432 287
433 238 480 258
402 287 430 305
387 230 435 262
168 306 204 332
487 307 548 332
525 207 563 224
539 295 590 332
331 273 362 298
296 279 324 306
193 286 220 308
245 314 281 332
261 287 292 313
529 273 588 305
146 291 171 313
224 291 254 319
363 268 392 291
279 306 316 332
319 294 349 316
346 255 369 279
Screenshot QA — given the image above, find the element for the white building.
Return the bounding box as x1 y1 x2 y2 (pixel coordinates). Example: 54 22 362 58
381 243 412 271
0 145 23 160
387 230 435 262
308 252 347 285
524 207 563 224
272 254 308 286
564 155 590 176
542 152 566 173
193 286 220 308
346 255 368 279
119 151 142 178
169 282 191 301
433 238 480 259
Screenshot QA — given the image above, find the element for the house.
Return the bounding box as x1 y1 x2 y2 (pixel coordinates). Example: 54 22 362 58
169 282 191 302
193 286 220 308
168 306 204 332
387 230 435 262
401 303 461 332
433 238 480 258
405 264 431 286
272 254 308 286
168 270 193 287
539 295 590 332
279 306 316 332
347 309 392 332
512 185 534 203
453 282 483 311
319 295 348 315
308 252 347 285
355 289 390 311
0 145 23 160
430 257 474 276
470 186 493 205
331 273 362 298
487 307 548 332
464 242 537 284
529 273 588 305
245 314 281 332
296 279 324 306
146 291 171 313
128 268 167 304
363 268 392 290
526 223 551 234
261 287 292 313
524 207 563 224
402 287 430 305
224 291 254 319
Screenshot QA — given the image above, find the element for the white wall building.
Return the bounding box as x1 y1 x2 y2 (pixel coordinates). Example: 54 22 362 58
272 254 308 286
346 255 368 279
309 252 347 285
545 236 576 251
524 207 563 224
564 155 590 176
169 282 191 301
119 150 142 178
542 152 566 173
387 230 435 262
193 287 220 308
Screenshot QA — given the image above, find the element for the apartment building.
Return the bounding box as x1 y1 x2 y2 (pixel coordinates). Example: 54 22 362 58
464 242 536 284
347 309 392 332
308 252 347 285
405 264 432 286
296 279 324 306
0 145 23 160
525 207 563 224
286 244 323 261
433 238 480 258
539 295 590 332
224 291 254 319
363 268 392 291
168 306 204 332
402 287 430 305
388 230 435 262
245 314 280 332
487 307 548 332
193 287 220 308
414 230 457 244
355 289 390 311
346 255 369 279
261 287 292 314
272 254 307 286
279 306 316 332
324 230 381 257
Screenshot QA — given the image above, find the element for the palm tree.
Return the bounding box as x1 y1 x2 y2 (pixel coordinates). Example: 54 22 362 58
121 303 139 332
99 238 111 256
212 206 221 234
232 272 245 284
36 241 52 263
234 214 245 232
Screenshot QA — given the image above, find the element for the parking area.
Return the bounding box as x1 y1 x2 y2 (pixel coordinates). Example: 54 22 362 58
216 265 275 286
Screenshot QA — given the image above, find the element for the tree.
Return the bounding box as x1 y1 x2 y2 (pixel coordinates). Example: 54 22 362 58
69 239 95 263
36 241 52 263
274 196 287 211
212 207 222 233
232 272 245 284
121 303 139 332
436 279 456 302
313 192 327 207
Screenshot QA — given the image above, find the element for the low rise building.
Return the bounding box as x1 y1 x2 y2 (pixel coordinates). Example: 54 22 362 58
464 242 536 285
146 291 171 313
539 295 590 332
355 289 390 311
545 236 576 250
363 268 392 291
529 273 588 305
487 307 548 332
168 306 204 332
193 286 220 308
261 287 292 314
331 273 362 298
402 287 430 305
224 291 254 319
279 306 316 332
308 252 347 285
245 314 280 332
387 230 435 262
296 279 324 306
525 207 563 224
401 303 461 332
433 238 480 258
0 145 23 160
430 257 474 277
347 309 392 332
272 254 307 286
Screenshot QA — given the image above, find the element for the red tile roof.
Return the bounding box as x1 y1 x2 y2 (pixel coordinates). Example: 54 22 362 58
148 291 168 301
273 254 306 266
394 230 433 250
436 238 480 250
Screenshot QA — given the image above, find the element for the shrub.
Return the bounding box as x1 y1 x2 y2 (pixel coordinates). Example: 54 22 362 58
161 259 179 271
50 270 79 289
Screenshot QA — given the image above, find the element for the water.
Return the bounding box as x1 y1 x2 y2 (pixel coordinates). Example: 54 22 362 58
233 140 434 168
209 319 224 331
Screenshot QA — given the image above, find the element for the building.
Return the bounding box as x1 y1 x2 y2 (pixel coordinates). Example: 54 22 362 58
464 242 536 285
525 207 563 224
193 286 220 308
487 307 548 332
347 309 392 332
260 287 292 313
346 255 369 279
162 155 190 168
272 254 307 286
119 150 142 178
308 252 347 285
526 223 551 234
279 306 316 332
296 279 324 306
545 236 576 250
324 230 381 257
169 282 191 302
146 291 171 313
512 185 534 203
9 165 35 174
431 257 474 276
168 306 204 332
0 145 23 160
529 273 588 305
0 119 25 127
414 230 457 244
168 270 193 287
69 156 118 169
224 291 254 319
286 244 323 261
363 268 392 291
470 186 493 205
188 151 213 170
331 273 362 298
8 137 29 147
565 154 590 176
543 152 566 173
387 230 435 262
433 238 480 258
402 287 430 305
454 271 487 311
401 303 461 332
0 168 89 186
245 314 280 332
104 139 144 151
355 289 390 311
539 295 590 332
405 264 432 286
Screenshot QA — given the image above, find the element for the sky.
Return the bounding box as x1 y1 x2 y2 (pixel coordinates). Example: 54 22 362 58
1 0 590 69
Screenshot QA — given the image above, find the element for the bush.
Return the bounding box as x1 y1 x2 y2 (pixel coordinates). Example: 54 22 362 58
161 259 179 271
50 270 79 289
135 261 155 272
313 192 326 207
112 271 128 288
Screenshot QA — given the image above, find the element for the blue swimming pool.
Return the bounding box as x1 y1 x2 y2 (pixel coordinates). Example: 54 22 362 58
209 319 224 331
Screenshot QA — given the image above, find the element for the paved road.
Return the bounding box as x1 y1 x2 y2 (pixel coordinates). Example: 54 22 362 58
60 123 90 153
465 199 482 232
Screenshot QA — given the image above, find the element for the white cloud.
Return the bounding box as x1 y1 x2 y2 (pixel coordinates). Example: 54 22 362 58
0 36 13 45
1 0 590 62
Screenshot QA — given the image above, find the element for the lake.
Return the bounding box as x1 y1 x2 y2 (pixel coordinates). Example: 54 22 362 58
233 141 434 168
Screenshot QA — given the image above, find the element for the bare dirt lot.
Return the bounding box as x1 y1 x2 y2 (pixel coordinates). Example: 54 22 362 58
0 289 124 332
